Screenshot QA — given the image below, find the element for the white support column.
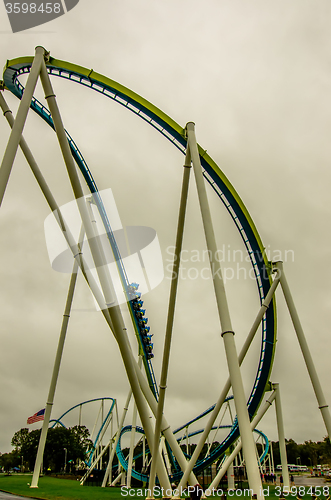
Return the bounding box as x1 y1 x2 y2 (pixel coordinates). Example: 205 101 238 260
1 75 174 487
100 399 104 470
206 404 228 457
177 211 281 494
143 435 146 472
80 420 116 485
0 91 113 319
275 261 331 439
186 121 263 500
110 470 122 486
255 438 263 478
148 149 192 495
86 390 131 487
0 46 45 206
109 412 114 484
208 390 277 492
131 348 199 487
0 97 134 488
270 441 275 475
273 383 289 489
127 358 142 488
126 405 138 488
30 225 85 488
161 437 172 476
38 60 172 492
0 89 197 491
227 449 235 490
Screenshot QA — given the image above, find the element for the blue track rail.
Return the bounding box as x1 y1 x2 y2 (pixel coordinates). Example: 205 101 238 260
2 54 277 476
49 397 116 466
2 61 159 400
116 423 269 483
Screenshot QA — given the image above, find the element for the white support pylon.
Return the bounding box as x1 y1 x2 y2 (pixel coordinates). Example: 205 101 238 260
38 57 172 492
0 91 118 320
127 358 142 488
30 224 85 488
186 121 264 500
208 390 277 492
275 261 331 440
273 383 290 489
148 148 194 496
0 89 88 490
270 441 275 475
177 223 281 493
0 46 45 206
1 82 170 490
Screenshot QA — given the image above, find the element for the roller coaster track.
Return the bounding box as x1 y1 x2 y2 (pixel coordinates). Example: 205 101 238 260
2 54 277 477
116 423 269 483
49 397 116 466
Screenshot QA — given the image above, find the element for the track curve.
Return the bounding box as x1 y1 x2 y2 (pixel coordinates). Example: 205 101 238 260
116 423 269 483
2 54 277 477
49 397 116 466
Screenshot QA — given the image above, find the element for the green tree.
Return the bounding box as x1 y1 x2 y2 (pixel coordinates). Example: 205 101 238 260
271 438 331 468
0 451 20 472
317 437 331 465
302 440 320 466
11 428 30 453
11 425 93 472
70 425 93 457
285 438 299 464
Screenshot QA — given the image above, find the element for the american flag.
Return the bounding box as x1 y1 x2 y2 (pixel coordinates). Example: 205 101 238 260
27 408 45 425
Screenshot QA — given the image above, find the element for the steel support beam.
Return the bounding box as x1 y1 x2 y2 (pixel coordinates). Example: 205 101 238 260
273 383 290 489
186 121 263 500
177 267 280 491
276 261 331 439
0 46 45 206
30 225 84 488
38 58 172 492
148 147 194 495
208 390 277 492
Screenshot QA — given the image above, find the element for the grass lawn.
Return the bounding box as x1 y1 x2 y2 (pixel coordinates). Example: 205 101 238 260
0 474 126 500
0 475 329 500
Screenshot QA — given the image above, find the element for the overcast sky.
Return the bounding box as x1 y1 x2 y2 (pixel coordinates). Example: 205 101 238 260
0 0 331 460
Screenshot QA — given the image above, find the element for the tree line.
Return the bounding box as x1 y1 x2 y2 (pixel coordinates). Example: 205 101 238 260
0 425 93 473
269 437 331 467
1 429 330 474
180 438 331 468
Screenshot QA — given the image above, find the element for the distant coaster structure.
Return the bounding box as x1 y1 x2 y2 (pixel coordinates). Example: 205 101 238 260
3 47 329 497
50 397 116 468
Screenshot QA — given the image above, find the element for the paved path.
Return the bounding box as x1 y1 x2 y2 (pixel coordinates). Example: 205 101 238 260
294 475 328 486
0 494 32 500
